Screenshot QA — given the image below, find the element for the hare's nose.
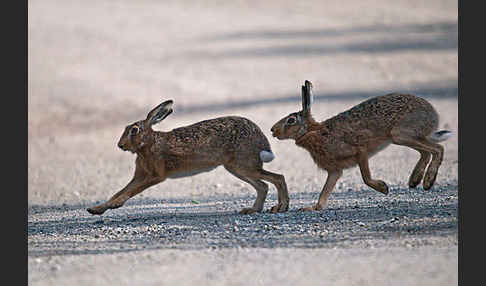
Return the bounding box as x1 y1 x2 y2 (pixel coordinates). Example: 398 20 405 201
118 142 124 149
270 127 275 133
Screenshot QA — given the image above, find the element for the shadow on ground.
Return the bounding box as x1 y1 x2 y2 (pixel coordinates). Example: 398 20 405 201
191 21 457 58
175 83 457 115
202 21 457 41
33 80 457 139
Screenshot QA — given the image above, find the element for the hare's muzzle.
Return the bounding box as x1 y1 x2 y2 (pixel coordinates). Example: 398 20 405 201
118 142 127 151
270 126 279 138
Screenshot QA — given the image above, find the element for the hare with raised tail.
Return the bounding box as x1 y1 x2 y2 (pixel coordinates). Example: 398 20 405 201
271 80 451 211
87 100 289 215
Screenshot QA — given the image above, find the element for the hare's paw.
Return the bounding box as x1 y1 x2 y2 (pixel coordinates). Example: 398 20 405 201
408 168 426 189
87 205 107 215
376 181 389 195
408 176 421 189
239 207 261 215
269 202 289 213
298 204 323 212
423 168 438 190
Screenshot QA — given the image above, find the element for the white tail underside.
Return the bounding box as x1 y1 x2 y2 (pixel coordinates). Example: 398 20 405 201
428 130 452 143
259 150 275 163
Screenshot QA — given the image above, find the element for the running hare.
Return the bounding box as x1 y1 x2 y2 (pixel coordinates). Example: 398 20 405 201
87 100 289 215
271 80 451 211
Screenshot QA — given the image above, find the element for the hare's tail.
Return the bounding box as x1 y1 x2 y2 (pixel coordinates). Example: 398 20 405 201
428 130 452 143
259 150 275 163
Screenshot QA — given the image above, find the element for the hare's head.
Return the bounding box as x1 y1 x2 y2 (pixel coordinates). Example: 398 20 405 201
117 100 174 153
271 80 315 140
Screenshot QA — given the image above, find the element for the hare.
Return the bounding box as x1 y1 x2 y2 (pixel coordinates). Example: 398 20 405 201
271 80 451 211
87 100 289 215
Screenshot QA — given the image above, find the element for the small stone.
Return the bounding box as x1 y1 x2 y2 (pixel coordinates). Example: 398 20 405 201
50 265 60 271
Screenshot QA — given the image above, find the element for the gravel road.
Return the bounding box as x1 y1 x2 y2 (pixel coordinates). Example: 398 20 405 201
28 0 458 285
29 182 458 285
28 181 458 285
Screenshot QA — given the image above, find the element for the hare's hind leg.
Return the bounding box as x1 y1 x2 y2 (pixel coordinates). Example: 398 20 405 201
408 151 431 188
422 141 444 189
391 133 444 190
224 166 269 214
255 169 289 213
225 166 289 214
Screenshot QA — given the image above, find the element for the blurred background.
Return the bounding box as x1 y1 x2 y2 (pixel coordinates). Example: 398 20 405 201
28 0 457 206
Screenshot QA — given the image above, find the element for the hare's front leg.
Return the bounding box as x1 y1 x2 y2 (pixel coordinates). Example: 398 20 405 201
87 166 163 215
357 152 389 195
300 170 342 211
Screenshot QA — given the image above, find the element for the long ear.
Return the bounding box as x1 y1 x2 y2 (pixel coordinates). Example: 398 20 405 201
302 80 313 113
146 100 174 126
301 85 308 112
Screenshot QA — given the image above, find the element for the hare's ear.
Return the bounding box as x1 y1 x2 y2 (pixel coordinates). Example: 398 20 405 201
146 100 174 126
302 80 313 113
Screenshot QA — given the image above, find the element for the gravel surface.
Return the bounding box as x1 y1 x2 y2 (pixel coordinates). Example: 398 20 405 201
29 186 457 256
28 0 458 285
28 181 458 285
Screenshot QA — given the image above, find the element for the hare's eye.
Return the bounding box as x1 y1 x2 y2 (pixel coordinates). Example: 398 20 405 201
286 117 296 125
130 126 139 135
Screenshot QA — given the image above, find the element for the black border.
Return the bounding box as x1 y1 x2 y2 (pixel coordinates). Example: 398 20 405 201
8 0 28 284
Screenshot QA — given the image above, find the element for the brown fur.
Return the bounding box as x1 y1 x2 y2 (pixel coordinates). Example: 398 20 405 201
87 100 289 215
271 80 450 211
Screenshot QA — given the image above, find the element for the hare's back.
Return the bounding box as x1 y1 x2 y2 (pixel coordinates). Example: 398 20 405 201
170 116 271 153
326 93 436 133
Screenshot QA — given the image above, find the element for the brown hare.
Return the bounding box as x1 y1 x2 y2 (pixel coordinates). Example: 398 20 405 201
87 100 289 215
271 80 451 211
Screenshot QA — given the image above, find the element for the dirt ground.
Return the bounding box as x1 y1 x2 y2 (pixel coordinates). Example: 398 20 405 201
28 0 458 285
